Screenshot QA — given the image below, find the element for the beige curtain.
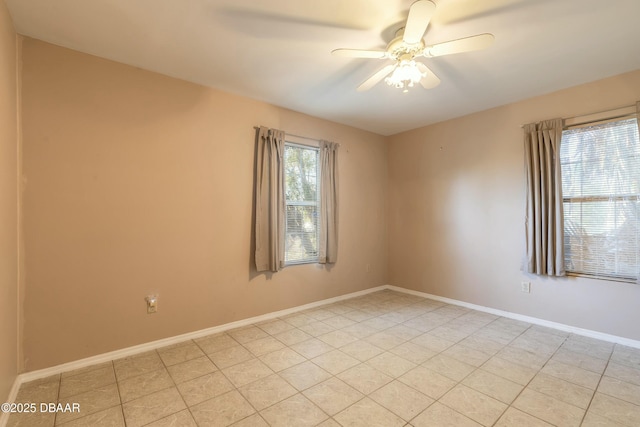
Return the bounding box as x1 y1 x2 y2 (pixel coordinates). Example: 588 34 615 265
524 119 565 276
318 140 339 264
254 127 285 272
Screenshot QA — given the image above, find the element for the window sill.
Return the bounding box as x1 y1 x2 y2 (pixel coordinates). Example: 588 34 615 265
284 260 318 267
565 272 638 284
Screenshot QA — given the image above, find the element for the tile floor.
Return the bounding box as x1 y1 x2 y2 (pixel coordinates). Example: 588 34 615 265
7 289 640 426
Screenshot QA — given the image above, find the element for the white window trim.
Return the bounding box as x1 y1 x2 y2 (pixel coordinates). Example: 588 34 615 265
560 111 640 283
285 134 319 148
283 139 321 266
564 105 637 128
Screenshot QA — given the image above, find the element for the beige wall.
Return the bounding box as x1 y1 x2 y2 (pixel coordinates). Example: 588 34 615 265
21 39 388 370
0 0 19 400
388 69 640 340
17 34 640 372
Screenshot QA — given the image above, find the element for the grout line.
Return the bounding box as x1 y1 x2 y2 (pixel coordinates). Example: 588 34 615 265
52 372 62 426
490 326 571 426
386 285 640 349
111 360 125 425
9 289 640 427
580 345 614 426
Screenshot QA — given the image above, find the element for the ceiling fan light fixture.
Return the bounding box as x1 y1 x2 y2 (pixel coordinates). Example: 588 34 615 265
334 1 492 92
384 59 425 92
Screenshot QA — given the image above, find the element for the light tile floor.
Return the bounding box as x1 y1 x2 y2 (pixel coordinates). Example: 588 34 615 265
7 289 640 426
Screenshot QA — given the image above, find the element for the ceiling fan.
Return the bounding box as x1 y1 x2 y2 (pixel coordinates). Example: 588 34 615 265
332 0 495 92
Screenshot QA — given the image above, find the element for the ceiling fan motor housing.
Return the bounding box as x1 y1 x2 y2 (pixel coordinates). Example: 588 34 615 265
387 30 426 61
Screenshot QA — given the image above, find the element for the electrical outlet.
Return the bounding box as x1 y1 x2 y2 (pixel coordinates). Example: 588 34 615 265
521 282 531 293
146 295 158 314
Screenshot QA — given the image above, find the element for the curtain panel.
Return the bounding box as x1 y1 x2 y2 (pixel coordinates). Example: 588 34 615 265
254 127 285 272
319 141 339 264
523 118 565 276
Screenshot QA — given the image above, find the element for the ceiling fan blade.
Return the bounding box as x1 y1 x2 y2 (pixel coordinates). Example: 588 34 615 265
416 62 441 89
403 0 436 45
357 64 396 92
424 33 495 57
331 48 387 59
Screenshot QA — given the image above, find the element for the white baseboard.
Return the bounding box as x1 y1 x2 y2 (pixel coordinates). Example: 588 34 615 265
0 377 21 427
15 285 387 385
6 282 639 419
386 285 640 349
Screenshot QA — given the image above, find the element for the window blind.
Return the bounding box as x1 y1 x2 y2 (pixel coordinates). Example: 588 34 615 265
560 117 640 281
284 143 320 264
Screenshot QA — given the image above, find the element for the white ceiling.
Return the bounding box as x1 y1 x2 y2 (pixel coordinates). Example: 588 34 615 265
6 0 640 135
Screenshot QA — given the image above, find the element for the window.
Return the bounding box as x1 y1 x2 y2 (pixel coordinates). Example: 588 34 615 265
284 142 320 264
560 117 640 281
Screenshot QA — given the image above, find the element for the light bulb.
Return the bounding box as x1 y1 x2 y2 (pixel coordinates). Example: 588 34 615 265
384 59 426 92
